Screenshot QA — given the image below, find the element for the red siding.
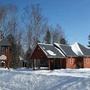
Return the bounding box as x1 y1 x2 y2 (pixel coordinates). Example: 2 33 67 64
31 45 47 59
66 57 76 68
83 57 90 68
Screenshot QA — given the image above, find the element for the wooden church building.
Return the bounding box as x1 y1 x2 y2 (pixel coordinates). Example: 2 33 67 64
30 42 90 70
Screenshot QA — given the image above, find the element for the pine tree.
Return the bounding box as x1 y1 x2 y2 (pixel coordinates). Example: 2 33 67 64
0 31 4 41
44 29 51 44
60 37 67 44
88 34 90 47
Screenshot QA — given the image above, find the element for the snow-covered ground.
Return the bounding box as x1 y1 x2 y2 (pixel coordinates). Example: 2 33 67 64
0 68 90 90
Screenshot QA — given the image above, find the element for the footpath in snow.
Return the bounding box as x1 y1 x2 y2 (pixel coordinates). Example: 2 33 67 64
0 68 90 90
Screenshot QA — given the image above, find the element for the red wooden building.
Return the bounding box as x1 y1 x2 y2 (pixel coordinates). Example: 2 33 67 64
30 43 66 70
30 42 90 70
30 43 80 70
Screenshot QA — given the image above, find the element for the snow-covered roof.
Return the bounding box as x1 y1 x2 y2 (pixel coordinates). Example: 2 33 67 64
32 42 90 59
38 43 65 58
54 43 77 57
71 42 84 56
72 42 90 57
55 47 66 57
46 50 56 56
71 42 90 56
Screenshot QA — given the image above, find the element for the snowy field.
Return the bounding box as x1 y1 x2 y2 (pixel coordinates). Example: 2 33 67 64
0 68 90 90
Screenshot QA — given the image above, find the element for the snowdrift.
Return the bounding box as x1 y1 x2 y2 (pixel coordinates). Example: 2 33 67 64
0 68 90 90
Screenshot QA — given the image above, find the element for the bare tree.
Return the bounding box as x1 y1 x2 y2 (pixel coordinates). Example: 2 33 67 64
25 4 45 48
0 5 9 40
30 4 42 47
88 34 90 47
0 6 7 22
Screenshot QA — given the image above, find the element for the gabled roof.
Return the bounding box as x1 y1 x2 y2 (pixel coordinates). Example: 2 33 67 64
54 43 77 57
38 43 65 58
0 38 10 47
71 42 90 57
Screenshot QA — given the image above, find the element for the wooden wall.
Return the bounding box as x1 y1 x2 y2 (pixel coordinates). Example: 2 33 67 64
48 58 66 70
5 46 11 68
66 57 76 69
66 57 84 69
31 45 48 70
83 57 90 68
31 45 47 59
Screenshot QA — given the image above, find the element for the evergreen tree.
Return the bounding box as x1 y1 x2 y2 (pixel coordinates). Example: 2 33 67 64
60 37 67 44
88 34 90 47
0 31 4 41
44 29 51 44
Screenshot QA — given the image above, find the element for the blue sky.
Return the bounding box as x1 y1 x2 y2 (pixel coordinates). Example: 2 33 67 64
0 0 90 46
